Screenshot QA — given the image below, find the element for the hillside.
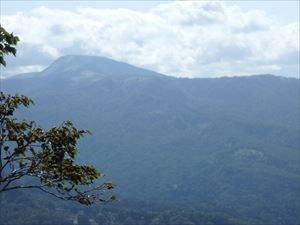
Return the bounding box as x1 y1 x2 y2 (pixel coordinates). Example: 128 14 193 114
1 55 299 225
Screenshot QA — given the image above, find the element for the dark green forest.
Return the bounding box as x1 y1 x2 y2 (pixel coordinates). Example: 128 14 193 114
1 190 245 225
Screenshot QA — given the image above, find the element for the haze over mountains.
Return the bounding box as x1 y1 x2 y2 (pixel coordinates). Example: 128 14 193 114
1 55 299 225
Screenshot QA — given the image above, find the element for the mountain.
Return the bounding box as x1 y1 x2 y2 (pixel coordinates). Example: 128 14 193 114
12 55 163 80
2 55 300 225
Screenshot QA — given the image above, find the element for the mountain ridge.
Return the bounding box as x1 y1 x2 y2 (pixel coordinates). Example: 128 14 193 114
1 54 299 225
3 54 299 80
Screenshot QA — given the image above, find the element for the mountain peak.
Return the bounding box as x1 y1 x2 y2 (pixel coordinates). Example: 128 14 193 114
41 55 163 78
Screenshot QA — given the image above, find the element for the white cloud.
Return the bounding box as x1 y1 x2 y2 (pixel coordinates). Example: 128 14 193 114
1 1 299 78
1 64 46 78
41 46 60 59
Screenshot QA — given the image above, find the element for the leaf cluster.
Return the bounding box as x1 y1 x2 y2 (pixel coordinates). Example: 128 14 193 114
0 25 20 66
0 92 115 205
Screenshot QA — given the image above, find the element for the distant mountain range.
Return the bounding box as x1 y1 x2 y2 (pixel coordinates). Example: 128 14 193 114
2 55 300 224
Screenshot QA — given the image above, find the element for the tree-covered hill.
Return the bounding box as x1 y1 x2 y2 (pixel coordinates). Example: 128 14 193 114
1 55 299 225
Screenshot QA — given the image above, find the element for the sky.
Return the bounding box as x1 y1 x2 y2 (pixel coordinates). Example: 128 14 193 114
1 0 299 78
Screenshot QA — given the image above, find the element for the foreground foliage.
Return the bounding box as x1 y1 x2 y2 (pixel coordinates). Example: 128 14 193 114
0 26 114 205
0 92 114 204
0 25 19 66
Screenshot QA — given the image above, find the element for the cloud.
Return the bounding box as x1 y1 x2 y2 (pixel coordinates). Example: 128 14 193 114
41 46 61 59
1 1 299 78
1 64 46 78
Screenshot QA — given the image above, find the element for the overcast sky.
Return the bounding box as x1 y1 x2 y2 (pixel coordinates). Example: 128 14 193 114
1 1 299 78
